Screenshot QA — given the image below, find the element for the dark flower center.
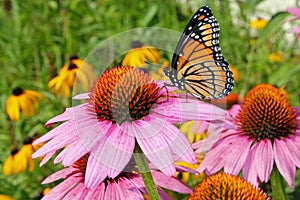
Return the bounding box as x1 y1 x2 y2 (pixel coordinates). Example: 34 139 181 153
188 172 270 200
236 84 297 142
131 40 143 49
13 87 24 96
68 63 78 70
23 137 33 145
89 66 163 125
11 149 19 156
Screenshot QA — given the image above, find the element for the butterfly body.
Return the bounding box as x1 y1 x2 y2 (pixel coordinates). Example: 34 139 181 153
164 6 234 99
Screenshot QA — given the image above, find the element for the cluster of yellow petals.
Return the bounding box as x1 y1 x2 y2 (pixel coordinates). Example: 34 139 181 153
249 18 268 30
5 88 43 121
48 56 96 98
3 144 35 175
122 40 161 68
121 40 170 81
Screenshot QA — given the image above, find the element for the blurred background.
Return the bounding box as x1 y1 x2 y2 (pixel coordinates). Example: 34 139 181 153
0 0 299 199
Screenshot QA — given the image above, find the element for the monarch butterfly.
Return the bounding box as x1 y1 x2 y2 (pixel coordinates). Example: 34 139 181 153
164 6 234 99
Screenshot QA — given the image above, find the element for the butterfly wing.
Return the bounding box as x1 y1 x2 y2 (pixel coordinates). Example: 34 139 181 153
170 6 234 99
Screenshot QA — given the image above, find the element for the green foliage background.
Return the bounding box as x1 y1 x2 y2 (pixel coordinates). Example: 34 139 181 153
0 0 299 199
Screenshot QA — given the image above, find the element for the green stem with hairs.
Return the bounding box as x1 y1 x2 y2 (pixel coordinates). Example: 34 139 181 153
270 166 288 200
133 143 160 200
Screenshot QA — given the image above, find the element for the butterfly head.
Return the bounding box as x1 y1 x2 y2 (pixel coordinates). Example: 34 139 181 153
163 67 171 77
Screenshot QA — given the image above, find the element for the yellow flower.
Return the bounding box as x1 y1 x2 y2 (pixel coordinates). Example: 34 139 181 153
175 121 207 183
268 51 284 62
48 55 96 98
122 40 161 68
5 87 43 121
249 18 268 30
229 64 241 82
0 194 13 200
3 138 35 175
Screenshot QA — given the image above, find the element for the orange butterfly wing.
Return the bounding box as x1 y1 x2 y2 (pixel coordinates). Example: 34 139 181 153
166 6 234 99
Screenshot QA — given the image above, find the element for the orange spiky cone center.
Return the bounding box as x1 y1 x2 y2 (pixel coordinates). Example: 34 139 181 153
188 172 270 200
89 66 163 125
236 84 297 142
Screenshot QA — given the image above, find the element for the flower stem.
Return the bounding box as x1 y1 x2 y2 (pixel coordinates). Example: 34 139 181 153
134 143 160 200
270 166 288 200
7 119 18 148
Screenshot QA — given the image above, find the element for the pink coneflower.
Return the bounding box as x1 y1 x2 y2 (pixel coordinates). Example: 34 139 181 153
287 7 300 40
41 154 192 200
196 84 300 188
32 66 228 188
